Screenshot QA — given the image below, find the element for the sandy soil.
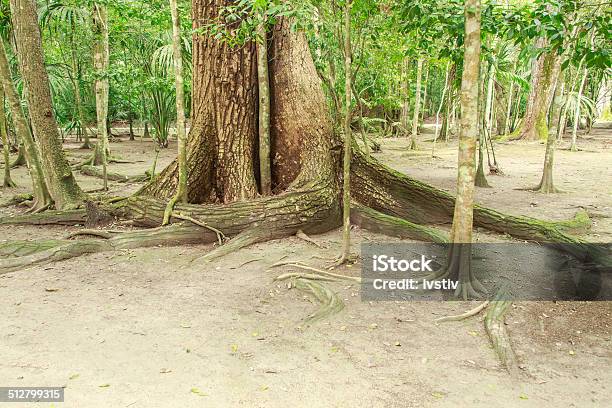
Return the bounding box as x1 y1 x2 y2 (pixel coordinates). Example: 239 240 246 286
0 127 610 407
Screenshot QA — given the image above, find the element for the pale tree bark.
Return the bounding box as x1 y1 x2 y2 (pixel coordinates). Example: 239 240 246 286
441 65 456 141
257 16 271 195
9 0 84 209
92 3 110 188
340 0 352 263
69 20 90 149
503 62 516 136
443 0 485 299
421 62 429 123
519 44 560 141
162 0 189 225
557 57 584 141
400 57 410 137
431 62 450 157
570 66 588 151
1 88 16 187
410 57 423 150
518 38 545 140
475 63 490 188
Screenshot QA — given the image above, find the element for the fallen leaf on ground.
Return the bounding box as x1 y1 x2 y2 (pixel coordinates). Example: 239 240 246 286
190 387 207 397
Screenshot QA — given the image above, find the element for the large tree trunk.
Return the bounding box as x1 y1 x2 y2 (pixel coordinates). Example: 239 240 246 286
141 0 258 203
138 1 338 236
9 0 84 209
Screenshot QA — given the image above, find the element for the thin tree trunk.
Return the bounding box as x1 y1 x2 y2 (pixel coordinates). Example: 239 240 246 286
340 0 352 262
352 83 370 157
70 20 90 149
410 57 423 150
570 66 588 151
257 17 271 195
558 58 585 141
475 63 490 187
455 4 483 231
503 63 516 136
93 3 110 189
447 0 483 299
442 65 457 142
1 89 16 187
128 112 135 141
432 62 450 157
400 57 410 137
421 61 429 122
484 62 495 142
9 0 83 209
162 0 188 225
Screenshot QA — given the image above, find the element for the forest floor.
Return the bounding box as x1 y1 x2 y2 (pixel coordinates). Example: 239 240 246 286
0 125 610 407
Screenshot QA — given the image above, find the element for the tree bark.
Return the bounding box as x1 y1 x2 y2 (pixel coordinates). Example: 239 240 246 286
0 40 50 208
92 3 110 189
410 57 423 150
141 0 258 203
162 0 189 225
9 0 83 209
519 48 560 141
570 66 588 151
451 0 481 243
1 88 16 187
503 62 516 136
69 20 91 149
340 0 352 262
400 57 410 137
256 17 271 195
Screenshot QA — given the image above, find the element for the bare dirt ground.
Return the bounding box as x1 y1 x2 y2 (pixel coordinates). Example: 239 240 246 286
0 126 610 407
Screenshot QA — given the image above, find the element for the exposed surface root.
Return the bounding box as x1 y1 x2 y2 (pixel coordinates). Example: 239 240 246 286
171 212 226 244
80 165 148 183
292 278 344 324
73 155 135 170
0 223 216 274
0 239 68 258
295 229 324 248
423 244 487 300
0 209 87 226
351 149 591 242
272 261 361 282
485 288 519 375
193 227 276 263
0 193 33 208
275 272 338 282
434 301 490 323
351 203 448 243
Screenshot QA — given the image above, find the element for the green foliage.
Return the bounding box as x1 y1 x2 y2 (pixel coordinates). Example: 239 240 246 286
1 0 608 151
